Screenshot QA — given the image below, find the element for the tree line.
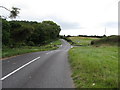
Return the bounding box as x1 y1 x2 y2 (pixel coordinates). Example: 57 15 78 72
1 18 61 48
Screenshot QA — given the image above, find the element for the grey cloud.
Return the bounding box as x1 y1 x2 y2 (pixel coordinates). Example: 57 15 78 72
39 16 82 30
105 22 118 28
56 21 81 30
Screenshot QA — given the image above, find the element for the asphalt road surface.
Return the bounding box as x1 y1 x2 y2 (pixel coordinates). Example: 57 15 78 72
2 39 74 88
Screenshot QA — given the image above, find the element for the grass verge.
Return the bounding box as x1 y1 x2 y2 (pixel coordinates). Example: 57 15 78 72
68 36 118 88
69 46 118 88
2 39 61 58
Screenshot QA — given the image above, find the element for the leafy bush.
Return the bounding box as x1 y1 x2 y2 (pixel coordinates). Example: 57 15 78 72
91 35 120 46
27 41 35 46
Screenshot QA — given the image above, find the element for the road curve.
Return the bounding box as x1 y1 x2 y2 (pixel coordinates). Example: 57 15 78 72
2 39 74 88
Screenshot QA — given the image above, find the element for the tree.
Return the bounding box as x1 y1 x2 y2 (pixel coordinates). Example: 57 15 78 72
2 19 61 47
10 21 34 47
2 19 11 46
41 21 61 39
0 6 20 19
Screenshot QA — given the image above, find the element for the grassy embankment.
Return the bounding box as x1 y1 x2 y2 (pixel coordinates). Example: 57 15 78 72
2 39 61 58
68 36 118 88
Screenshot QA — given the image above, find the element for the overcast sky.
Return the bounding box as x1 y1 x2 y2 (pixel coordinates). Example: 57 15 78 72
0 0 119 36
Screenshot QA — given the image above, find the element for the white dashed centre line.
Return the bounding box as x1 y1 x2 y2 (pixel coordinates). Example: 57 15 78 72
46 51 54 54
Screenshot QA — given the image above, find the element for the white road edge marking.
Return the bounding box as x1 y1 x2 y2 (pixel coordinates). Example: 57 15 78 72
71 46 73 48
0 56 40 81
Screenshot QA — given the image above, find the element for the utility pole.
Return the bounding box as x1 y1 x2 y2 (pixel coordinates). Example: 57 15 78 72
104 27 106 36
103 27 106 37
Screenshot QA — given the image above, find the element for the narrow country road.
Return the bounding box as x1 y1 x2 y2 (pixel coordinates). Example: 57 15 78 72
2 39 74 88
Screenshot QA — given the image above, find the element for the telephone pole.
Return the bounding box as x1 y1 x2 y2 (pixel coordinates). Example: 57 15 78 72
104 27 106 36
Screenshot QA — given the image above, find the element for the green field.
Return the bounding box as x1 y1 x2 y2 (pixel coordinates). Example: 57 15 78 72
68 36 118 88
68 37 99 46
2 39 61 58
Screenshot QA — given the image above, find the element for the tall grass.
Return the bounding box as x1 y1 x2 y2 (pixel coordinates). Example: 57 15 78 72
69 46 118 88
